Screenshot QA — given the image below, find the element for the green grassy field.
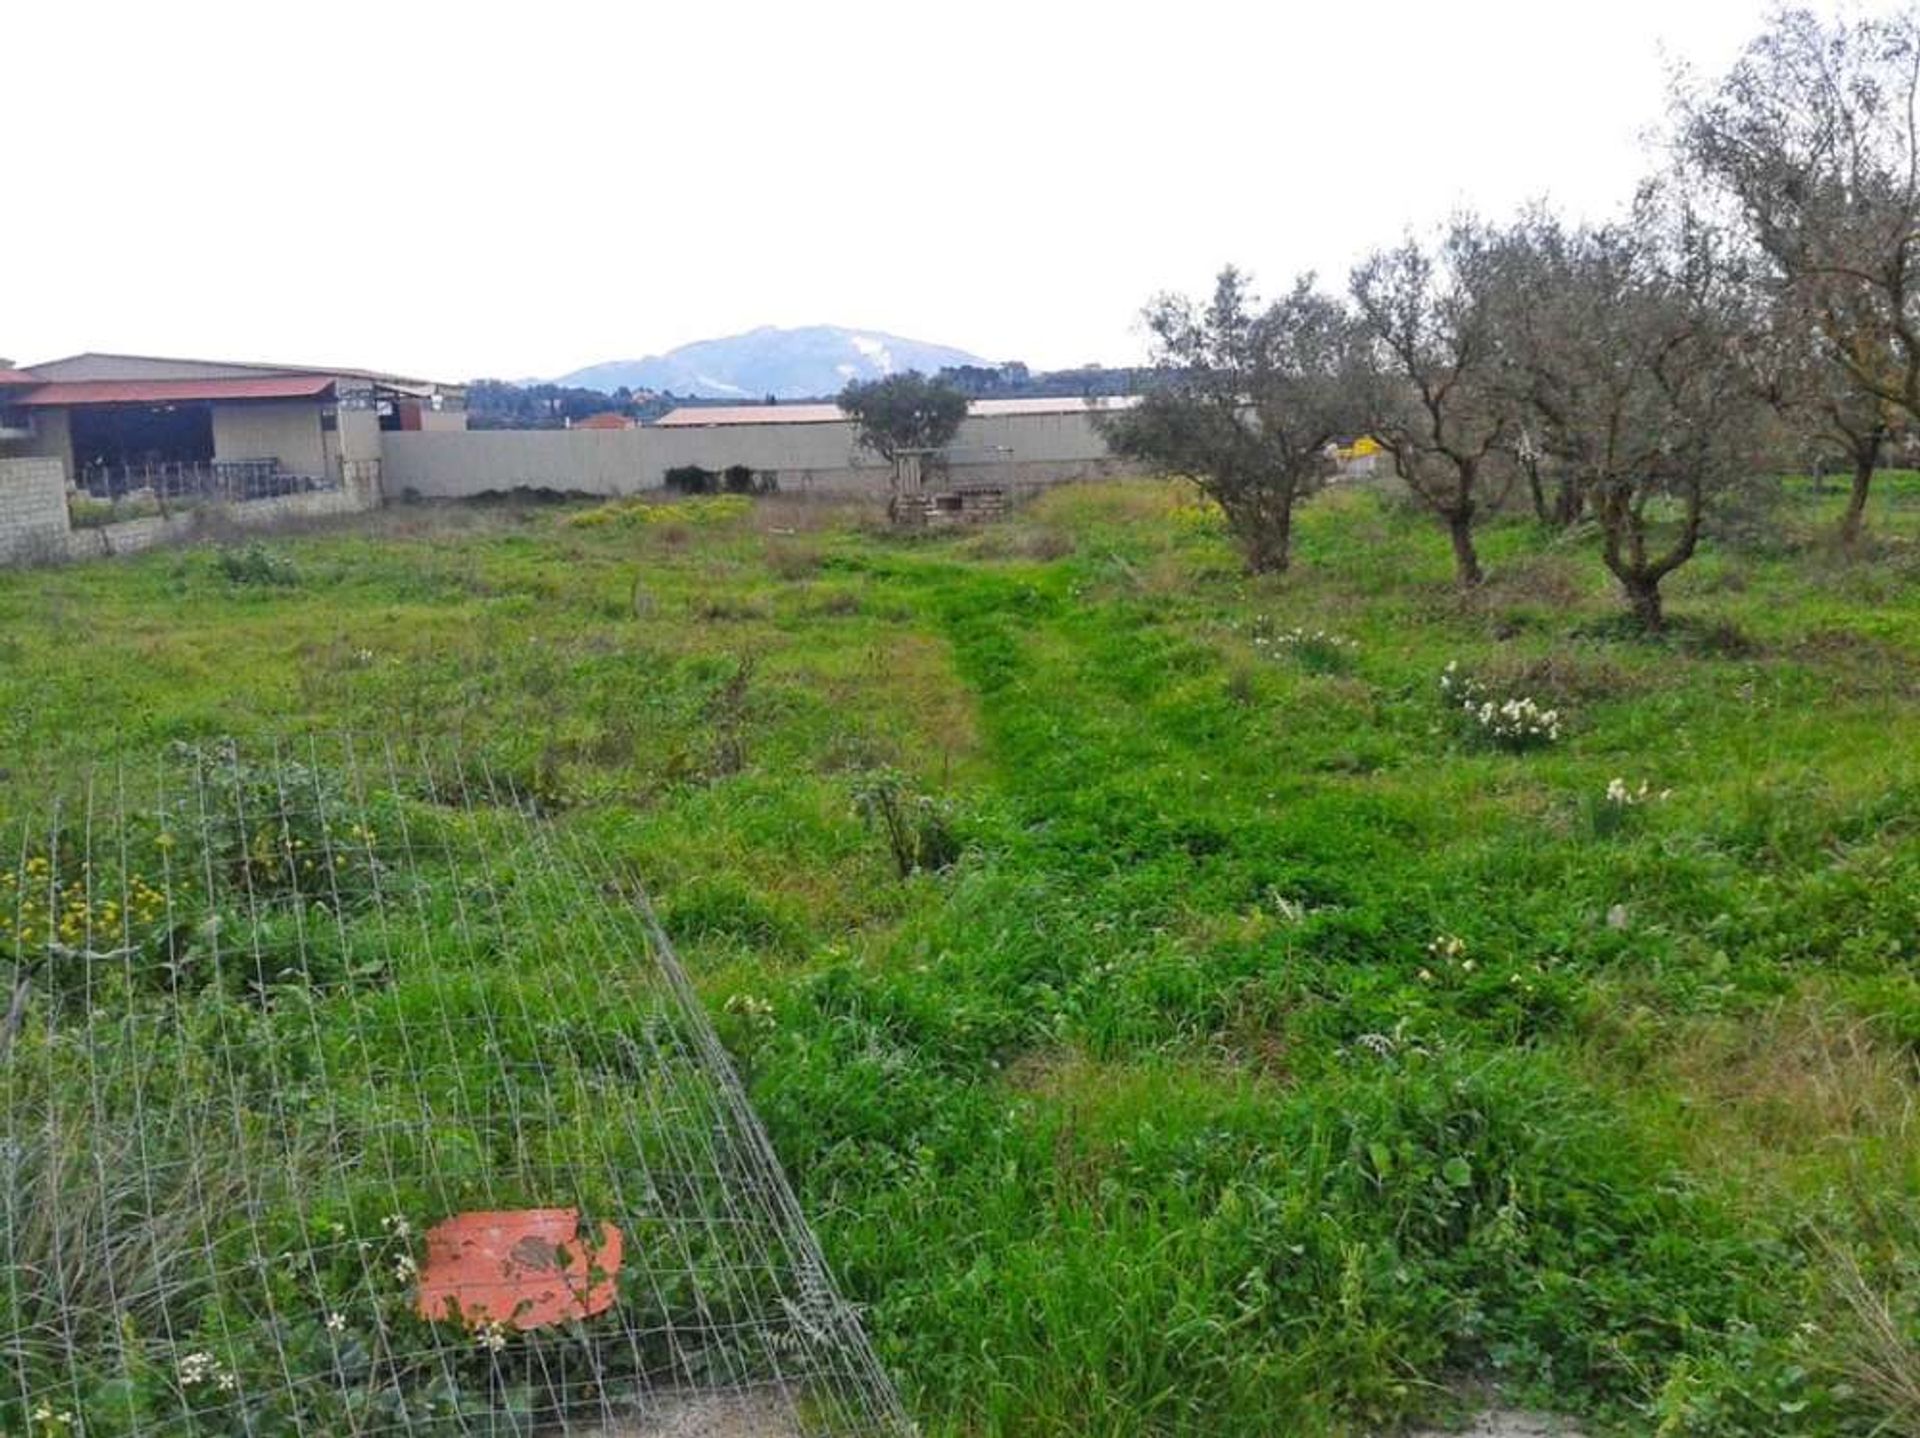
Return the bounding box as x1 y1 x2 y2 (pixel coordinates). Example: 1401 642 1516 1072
1 477 1916 1435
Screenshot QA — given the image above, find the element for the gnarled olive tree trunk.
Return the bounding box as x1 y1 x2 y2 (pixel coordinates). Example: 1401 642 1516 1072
1445 506 1483 587
1218 483 1300 574
1596 474 1705 633
1838 435 1882 550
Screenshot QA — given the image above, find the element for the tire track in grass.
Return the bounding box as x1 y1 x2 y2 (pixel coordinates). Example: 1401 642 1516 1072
832 556 1809 1437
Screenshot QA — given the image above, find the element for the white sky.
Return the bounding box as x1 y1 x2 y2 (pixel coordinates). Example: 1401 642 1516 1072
4 0 1799 382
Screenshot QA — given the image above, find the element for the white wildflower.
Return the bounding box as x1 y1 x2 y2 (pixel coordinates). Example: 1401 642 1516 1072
1443 669 1562 748
1605 778 1669 807
724 993 777 1029
179 1350 232 1389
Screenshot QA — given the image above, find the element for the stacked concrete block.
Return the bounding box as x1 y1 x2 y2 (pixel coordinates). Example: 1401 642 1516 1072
0 459 73 564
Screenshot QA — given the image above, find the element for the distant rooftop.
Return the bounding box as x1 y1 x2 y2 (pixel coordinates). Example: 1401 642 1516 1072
656 395 1140 427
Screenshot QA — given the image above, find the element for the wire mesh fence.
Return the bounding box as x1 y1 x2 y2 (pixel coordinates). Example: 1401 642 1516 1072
1 737 914 1437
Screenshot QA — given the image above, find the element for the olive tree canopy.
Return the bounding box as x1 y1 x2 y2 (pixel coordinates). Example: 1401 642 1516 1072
836 373 970 465
1677 6 1920 543
1100 267 1369 574
1491 197 1765 630
1350 221 1514 587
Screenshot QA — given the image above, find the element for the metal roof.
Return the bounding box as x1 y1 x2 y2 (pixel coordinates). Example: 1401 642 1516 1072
964 396 1142 417
657 404 843 427
14 375 337 407
656 395 1140 427
0 368 42 387
21 352 456 394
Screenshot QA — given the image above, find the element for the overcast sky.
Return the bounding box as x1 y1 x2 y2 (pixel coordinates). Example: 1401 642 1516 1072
6 1 1803 382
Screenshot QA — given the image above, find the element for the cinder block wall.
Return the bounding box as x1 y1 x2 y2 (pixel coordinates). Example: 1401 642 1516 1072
0 458 73 563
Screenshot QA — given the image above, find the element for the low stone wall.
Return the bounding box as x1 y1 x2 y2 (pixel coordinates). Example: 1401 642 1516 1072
65 486 374 560
0 456 382 567
0 458 75 564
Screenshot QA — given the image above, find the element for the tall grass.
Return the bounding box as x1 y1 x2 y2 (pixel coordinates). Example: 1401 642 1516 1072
0 476 1914 1433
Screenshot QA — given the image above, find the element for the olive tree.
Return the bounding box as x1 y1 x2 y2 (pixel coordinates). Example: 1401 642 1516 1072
1496 202 1765 631
1676 6 1920 543
1748 286 1904 547
1100 268 1369 574
1350 221 1513 586
837 372 970 466
1481 214 1593 529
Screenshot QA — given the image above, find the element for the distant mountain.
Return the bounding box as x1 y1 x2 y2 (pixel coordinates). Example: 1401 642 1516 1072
552 326 994 400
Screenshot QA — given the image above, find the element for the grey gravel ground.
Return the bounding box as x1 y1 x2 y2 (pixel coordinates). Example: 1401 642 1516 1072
565 1388 803 1438
1407 1410 1585 1437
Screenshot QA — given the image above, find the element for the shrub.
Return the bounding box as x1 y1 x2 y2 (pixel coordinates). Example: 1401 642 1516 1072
1439 661 1562 750
69 493 166 529
214 543 299 587
722 464 777 495
665 465 715 494
158 741 373 895
852 769 961 878
565 496 752 529
68 496 119 529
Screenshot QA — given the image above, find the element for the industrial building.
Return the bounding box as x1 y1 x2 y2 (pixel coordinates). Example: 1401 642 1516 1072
1 355 1140 564
0 352 465 502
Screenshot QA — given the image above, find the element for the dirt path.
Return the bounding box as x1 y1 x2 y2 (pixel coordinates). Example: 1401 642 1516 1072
1407 1411 1584 1437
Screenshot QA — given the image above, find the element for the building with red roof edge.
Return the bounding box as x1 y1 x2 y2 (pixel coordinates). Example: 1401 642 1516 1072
0 351 466 500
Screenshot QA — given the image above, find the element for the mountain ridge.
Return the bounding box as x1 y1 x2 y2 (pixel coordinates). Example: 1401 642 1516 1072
551 325 994 399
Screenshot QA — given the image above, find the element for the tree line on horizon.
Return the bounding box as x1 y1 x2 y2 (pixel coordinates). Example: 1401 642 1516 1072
463 380 674 429
463 362 1161 431
1092 5 1920 631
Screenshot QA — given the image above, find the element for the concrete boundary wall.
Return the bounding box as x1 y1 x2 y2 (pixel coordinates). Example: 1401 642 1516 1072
0 459 74 563
6 403 1136 567
381 410 1135 499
